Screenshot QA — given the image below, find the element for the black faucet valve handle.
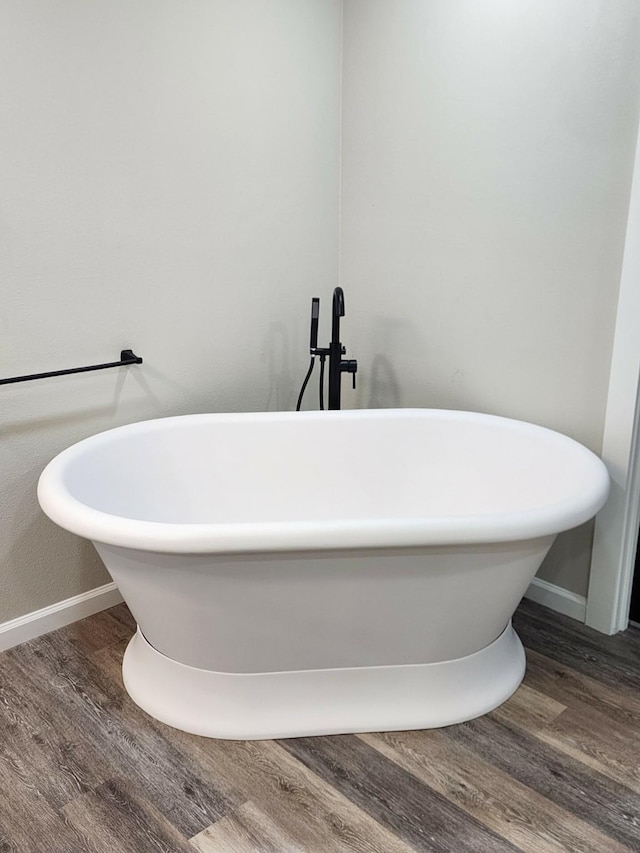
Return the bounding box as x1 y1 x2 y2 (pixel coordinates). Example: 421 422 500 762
340 358 357 391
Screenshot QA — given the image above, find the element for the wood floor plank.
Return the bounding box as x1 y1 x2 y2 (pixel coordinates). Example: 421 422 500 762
536 703 640 793
523 648 640 727
108 602 137 632
0 743 89 853
5 629 237 838
0 655 110 810
190 801 299 853
517 599 640 659
513 602 640 691
222 740 420 853
361 729 631 853
62 608 134 655
490 681 567 732
0 726 99 813
184 739 418 853
281 734 521 853
89 636 133 691
441 714 640 849
63 779 194 853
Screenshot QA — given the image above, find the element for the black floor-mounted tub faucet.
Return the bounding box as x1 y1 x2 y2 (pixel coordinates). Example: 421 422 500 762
296 287 357 411
327 287 357 410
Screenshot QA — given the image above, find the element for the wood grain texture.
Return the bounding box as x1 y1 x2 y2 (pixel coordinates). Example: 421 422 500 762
62 779 194 853
0 599 638 852
280 733 522 852
360 729 630 853
190 801 297 853
535 703 640 793
6 631 236 838
490 682 566 732
440 714 640 849
523 647 640 726
513 599 640 691
189 791 416 853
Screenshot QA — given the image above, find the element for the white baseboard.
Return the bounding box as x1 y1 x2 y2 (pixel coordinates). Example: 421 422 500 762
0 582 124 653
524 577 587 622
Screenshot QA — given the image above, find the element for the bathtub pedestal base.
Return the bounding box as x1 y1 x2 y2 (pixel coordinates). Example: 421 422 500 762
122 623 525 739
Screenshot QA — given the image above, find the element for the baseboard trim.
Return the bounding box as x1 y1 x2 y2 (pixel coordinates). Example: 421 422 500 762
0 582 123 652
524 577 587 622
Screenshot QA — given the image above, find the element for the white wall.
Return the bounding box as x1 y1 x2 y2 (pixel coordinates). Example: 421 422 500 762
3 0 639 625
0 0 342 623
341 0 640 595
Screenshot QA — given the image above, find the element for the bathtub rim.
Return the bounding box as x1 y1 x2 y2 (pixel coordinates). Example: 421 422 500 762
37 408 610 555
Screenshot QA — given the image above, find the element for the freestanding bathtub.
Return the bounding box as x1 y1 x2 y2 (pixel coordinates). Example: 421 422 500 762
38 408 609 739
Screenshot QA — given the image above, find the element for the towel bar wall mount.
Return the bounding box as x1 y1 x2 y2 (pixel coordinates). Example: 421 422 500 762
0 349 143 386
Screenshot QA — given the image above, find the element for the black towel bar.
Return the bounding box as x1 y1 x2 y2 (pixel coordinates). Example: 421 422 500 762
0 349 143 386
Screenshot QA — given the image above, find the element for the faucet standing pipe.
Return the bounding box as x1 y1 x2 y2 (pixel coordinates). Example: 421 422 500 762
328 287 346 410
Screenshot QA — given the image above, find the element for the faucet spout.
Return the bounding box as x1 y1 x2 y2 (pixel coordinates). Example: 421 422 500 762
331 286 345 344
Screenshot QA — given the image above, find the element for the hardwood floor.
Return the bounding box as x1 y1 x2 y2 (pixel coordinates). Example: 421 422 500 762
0 599 638 852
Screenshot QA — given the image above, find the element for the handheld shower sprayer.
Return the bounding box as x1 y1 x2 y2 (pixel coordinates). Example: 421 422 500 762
310 297 319 352
295 299 320 412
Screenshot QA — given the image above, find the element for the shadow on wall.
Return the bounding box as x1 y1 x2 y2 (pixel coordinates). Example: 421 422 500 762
0 405 123 441
366 354 402 408
536 522 595 598
358 314 542 416
359 314 413 409
0 368 160 440
263 322 295 412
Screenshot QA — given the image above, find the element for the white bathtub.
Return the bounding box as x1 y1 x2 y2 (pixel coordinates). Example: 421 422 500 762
38 409 609 738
